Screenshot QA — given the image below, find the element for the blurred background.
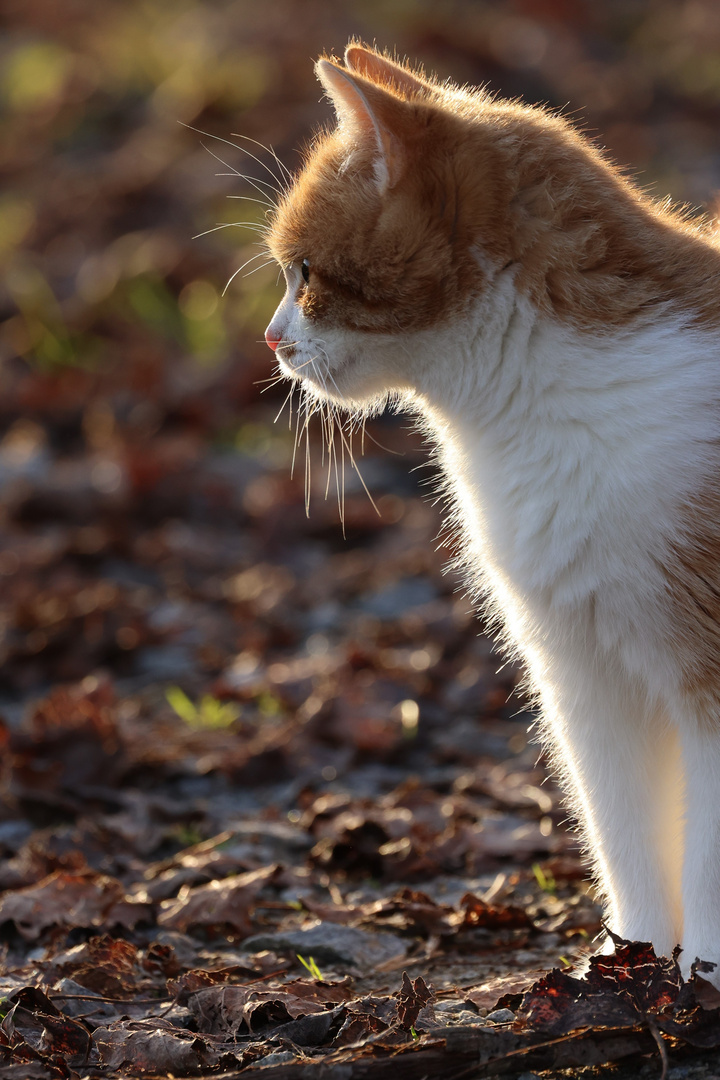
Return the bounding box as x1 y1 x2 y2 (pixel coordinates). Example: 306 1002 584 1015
1 0 720 722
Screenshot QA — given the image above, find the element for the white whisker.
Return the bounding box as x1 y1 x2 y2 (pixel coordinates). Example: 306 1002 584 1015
229 132 294 188
198 142 276 203
243 259 275 278
274 383 296 422
193 221 268 240
226 194 273 208
223 251 272 295
184 124 286 195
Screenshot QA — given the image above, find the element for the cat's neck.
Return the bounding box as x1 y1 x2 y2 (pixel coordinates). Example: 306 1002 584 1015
409 283 720 610
475 112 720 335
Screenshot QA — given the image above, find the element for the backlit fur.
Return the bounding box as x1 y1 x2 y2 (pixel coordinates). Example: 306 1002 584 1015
263 43 720 984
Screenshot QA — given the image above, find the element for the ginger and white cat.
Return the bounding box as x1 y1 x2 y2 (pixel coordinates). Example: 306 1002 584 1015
262 44 720 984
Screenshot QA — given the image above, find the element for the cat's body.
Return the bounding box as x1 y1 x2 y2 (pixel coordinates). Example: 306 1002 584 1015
262 44 720 984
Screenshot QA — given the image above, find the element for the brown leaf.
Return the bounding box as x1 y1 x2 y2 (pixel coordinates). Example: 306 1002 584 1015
1 988 89 1070
59 936 140 996
190 982 339 1038
94 1018 231 1072
167 967 256 1005
310 820 389 879
585 935 681 1013
466 970 548 1012
8 681 125 806
142 942 181 978
0 1066 60 1079
157 864 278 933
363 889 454 936
0 871 128 940
396 971 434 1031
37 1013 90 1062
516 933 717 1047
333 1011 389 1047
460 891 535 931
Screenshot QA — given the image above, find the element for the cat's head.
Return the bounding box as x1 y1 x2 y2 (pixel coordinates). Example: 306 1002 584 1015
263 44 515 410
261 44 636 410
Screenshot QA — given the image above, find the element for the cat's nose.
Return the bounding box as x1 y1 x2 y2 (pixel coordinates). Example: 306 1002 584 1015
265 326 282 352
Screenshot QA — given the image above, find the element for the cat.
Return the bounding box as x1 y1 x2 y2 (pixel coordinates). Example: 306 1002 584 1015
261 43 720 986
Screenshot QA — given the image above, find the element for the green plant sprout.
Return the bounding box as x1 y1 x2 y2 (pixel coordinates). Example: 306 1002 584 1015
165 686 240 729
174 824 203 848
532 862 557 895
297 954 324 981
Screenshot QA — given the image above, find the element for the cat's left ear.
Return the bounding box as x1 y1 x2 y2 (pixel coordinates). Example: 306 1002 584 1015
315 58 410 192
344 45 430 99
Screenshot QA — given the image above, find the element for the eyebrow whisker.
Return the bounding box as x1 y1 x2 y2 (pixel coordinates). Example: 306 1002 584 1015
184 123 286 195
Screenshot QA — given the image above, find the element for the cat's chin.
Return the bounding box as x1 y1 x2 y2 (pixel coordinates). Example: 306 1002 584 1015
299 378 390 418
286 364 393 416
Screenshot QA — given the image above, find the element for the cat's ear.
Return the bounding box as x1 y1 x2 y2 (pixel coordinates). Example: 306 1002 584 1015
315 58 409 192
344 44 429 100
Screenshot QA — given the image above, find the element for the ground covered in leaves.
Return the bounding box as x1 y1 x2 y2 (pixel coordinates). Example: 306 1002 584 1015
4 1 720 1077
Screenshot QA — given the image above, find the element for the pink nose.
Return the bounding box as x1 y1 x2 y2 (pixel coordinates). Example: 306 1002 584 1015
265 327 282 352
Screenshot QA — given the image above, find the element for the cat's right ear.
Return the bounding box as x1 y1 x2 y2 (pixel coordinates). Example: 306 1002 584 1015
315 58 408 193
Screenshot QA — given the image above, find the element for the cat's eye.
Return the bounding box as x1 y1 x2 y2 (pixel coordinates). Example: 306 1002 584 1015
301 258 310 284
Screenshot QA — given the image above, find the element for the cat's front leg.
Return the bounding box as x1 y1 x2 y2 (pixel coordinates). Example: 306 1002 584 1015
678 720 720 988
538 655 684 957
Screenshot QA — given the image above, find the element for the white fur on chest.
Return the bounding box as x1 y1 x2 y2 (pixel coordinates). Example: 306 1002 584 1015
410 289 720 682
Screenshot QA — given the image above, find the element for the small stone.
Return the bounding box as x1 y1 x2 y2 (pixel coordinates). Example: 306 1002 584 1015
258 1051 297 1067
484 1008 516 1024
241 920 408 973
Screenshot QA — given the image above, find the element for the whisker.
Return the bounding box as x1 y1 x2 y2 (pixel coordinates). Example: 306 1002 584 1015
264 343 380 527
303 396 316 516
291 389 310 478
229 132 295 188
192 221 268 240
332 407 346 533
217 173 276 206
291 355 320 372
274 383 296 421
357 421 403 456
226 195 273 208
322 404 333 495
184 123 286 195
206 161 279 211
243 259 275 278
287 381 295 430
199 141 275 199
223 251 272 295
258 376 287 393
340 410 347 532
323 369 380 516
